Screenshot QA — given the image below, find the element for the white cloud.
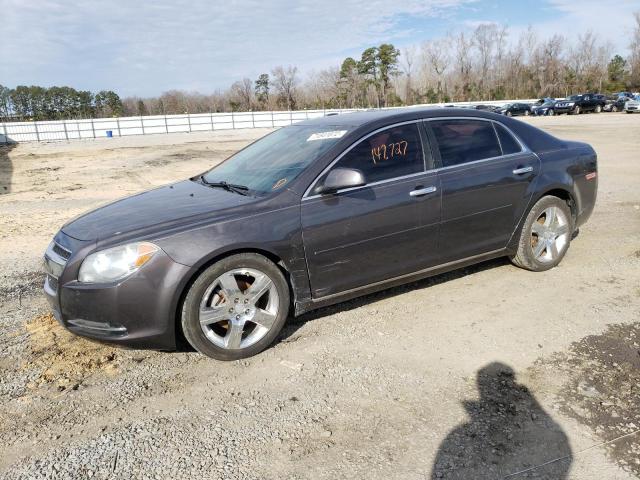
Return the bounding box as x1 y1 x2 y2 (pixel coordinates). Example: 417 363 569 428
1 0 473 95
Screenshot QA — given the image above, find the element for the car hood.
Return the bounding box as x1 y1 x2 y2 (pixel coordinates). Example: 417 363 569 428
626 100 640 106
61 179 259 241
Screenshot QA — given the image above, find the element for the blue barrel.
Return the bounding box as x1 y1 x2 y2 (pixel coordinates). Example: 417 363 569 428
106 130 113 138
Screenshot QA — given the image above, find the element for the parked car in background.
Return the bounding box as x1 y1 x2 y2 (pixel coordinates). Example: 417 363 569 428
532 99 557 116
624 95 640 113
497 103 532 117
473 104 502 113
614 91 634 99
43 108 598 360
533 98 555 106
604 95 630 112
554 94 606 114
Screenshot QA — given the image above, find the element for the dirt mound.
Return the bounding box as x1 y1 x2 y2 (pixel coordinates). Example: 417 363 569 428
24 313 120 391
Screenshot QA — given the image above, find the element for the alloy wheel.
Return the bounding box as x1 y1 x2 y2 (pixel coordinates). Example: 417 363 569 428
530 206 570 263
199 268 279 349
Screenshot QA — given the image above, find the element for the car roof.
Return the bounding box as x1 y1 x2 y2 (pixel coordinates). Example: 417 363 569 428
295 107 507 128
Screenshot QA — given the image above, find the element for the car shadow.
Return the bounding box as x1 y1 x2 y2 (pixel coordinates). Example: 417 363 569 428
0 143 16 195
431 362 572 479
279 256 510 342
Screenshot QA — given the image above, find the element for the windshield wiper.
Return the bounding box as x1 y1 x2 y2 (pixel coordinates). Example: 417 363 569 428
199 176 250 196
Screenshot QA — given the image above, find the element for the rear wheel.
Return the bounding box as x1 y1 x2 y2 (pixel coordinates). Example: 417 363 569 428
524 110 530 116
507 111 513 117
573 106 581 115
181 253 290 360
547 109 555 116
510 196 573 272
595 105 602 113
612 106 618 112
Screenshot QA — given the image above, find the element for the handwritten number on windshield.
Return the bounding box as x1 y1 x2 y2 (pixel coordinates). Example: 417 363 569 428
371 141 408 164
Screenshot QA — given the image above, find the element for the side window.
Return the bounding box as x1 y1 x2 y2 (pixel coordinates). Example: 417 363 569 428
430 119 502 167
332 123 424 184
494 123 522 155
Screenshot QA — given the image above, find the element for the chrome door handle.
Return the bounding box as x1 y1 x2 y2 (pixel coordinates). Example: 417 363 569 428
409 186 437 197
513 166 533 175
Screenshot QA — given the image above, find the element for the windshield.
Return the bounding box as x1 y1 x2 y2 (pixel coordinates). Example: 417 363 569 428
541 101 554 107
201 125 348 194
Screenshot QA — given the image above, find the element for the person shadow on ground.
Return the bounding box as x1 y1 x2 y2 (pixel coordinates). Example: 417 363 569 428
431 362 572 479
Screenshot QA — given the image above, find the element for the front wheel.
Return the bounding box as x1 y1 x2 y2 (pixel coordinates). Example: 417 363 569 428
573 106 581 115
524 110 530 116
595 105 602 113
506 111 513 117
510 196 573 272
612 106 618 112
547 109 555 116
181 253 290 360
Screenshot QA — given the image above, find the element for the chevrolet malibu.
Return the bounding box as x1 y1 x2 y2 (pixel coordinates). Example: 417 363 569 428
43 109 598 360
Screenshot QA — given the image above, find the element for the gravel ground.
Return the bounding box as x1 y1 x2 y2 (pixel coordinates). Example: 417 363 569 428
0 114 639 479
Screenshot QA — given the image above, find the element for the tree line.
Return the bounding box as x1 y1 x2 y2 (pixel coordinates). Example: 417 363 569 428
0 85 123 121
3 16 640 122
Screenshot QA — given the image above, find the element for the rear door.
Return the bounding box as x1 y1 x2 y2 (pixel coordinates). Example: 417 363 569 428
301 122 441 298
426 118 540 262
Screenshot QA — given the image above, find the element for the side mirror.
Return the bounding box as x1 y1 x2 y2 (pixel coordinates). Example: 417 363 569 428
315 167 366 195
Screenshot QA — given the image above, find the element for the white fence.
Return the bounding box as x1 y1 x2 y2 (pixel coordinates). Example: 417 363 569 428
0 99 543 144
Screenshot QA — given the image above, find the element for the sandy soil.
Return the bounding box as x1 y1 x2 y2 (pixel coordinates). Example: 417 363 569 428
0 115 639 479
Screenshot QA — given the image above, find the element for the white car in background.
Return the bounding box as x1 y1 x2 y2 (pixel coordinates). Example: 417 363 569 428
624 95 640 113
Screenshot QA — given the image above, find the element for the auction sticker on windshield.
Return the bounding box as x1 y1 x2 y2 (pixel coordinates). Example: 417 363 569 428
307 130 347 141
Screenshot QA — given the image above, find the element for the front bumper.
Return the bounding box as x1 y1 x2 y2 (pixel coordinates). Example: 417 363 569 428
625 105 639 112
43 232 191 350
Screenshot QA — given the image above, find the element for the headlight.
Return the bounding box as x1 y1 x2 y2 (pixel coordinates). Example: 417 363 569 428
567 102 575 106
78 242 159 283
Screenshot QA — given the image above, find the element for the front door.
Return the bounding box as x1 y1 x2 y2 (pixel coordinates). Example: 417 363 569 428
301 122 441 298
426 118 540 262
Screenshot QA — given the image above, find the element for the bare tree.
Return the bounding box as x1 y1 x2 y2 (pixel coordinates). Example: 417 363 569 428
271 65 298 110
230 78 253 110
473 24 498 99
422 38 451 102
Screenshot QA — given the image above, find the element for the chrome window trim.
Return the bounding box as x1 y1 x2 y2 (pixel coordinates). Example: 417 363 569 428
302 116 531 200
302 120 427 200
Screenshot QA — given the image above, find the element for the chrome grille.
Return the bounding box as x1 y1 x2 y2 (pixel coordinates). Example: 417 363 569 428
52 242 71 260
44 240 71 294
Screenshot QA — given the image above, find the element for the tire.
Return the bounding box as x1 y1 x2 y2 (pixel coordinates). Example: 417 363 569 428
612 106 618 112
510 196 573 272
181 253 290 360
507 111 513 117
573 106 581 115
626 110 633 114
524 110 530 116
547 109 555 116
595 105 602 113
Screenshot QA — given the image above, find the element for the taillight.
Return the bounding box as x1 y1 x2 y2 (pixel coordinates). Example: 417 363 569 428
585 172 597 181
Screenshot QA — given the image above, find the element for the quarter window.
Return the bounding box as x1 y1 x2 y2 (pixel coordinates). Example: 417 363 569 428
330 123 424 184
494 123 522 155
431 119 502 167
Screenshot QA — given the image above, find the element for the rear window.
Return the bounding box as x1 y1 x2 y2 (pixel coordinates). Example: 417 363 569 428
494 123 522 155
431 120 501 167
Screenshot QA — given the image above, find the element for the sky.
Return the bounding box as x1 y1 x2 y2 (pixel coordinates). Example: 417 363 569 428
2 0 640 97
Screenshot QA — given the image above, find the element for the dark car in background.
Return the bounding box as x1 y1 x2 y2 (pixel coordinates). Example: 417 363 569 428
604 95 630 112
554 94 606 114
497 103 532 117
43 108 598 360
532 99 557 116
473 104 502 113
